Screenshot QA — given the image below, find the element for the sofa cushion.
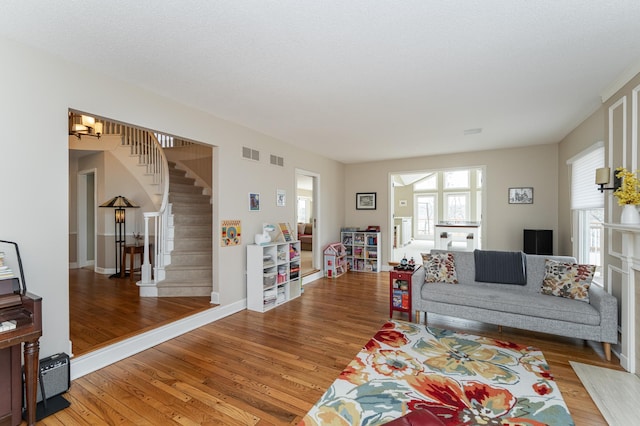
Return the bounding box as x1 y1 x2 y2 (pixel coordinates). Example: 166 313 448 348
421 252 458 284
541 259 595 303
420 282 601 325
474 250 527 285
428 250 578 291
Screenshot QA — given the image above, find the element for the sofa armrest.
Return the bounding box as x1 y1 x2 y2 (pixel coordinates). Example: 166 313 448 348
588 284 618 343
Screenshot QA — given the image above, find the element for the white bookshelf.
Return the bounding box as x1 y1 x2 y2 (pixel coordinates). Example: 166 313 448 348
247 241 301 312
341 231 381 273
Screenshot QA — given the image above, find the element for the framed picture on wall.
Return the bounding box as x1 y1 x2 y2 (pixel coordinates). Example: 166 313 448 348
276 189 286 207
356 192 377 210
508 187 533 204
220 220 241 246
249 193 260 211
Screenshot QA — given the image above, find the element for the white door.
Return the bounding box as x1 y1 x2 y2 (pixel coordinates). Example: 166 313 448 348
414 194 436 241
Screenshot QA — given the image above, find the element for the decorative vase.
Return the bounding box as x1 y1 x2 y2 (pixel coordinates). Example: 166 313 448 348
620 204 640 224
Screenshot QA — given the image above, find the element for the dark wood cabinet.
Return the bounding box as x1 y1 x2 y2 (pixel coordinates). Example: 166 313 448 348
0 346 22 426
0 293 42 426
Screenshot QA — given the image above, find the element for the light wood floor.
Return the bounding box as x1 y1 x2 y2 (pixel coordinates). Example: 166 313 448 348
69 268 213 356
44 270 621 425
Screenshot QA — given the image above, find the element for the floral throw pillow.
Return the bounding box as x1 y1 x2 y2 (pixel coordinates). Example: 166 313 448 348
421 252 458 284
541 259 595 303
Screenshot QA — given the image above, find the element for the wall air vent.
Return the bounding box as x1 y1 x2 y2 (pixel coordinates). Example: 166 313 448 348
242 146 260 161
270 154 284 167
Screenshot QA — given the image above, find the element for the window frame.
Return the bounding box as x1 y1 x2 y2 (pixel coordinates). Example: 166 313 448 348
443 192 470 222
568 143 605 285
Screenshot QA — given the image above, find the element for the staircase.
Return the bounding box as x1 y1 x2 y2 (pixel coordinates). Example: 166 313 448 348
75 115 214 297
157 162 213 297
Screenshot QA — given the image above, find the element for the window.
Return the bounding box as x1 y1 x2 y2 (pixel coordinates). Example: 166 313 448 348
569 144 604 282
414 173 437 190
297 197 311 223
445 193 469 221
444 170 469 189
395 166 482 257
576 209 604 273
415 194 437 239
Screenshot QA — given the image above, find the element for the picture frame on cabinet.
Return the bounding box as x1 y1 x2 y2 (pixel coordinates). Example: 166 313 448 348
508 187 533 204
356 192 376 210
249 192 260 211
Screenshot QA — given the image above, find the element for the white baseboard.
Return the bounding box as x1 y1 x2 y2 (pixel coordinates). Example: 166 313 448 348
94 266 113 275
303 270 323 284
70 299 246 380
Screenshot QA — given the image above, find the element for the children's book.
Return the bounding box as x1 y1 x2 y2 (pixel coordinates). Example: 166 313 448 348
278 223 293 242
392 290 403 308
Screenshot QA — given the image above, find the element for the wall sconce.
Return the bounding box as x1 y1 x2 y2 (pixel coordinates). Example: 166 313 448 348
69 112 103 139
595 167 622 192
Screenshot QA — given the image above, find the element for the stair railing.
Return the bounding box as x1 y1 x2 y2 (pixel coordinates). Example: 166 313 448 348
101 120 167 285
137 133 170 285
97 119 192 286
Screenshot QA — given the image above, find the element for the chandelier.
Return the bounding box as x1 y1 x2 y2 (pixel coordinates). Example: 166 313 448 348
69 112 102 139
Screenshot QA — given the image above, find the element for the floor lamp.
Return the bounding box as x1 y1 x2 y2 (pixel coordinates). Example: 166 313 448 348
100 195 139 278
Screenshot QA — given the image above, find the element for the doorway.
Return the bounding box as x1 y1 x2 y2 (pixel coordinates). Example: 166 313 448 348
414 193 436 241
77 168 96 269
69 111 215 356
390 167 485 263
296 170 319 276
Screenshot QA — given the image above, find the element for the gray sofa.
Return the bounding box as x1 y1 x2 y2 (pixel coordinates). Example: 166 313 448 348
411 250 618 360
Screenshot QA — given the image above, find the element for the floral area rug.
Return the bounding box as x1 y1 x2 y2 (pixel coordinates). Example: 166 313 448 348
300 319 573 426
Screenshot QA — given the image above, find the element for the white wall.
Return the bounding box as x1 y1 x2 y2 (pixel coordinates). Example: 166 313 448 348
0 36 344 359
345 144 560 262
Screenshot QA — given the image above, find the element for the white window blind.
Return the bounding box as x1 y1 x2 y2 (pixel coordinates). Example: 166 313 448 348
570 146 604 210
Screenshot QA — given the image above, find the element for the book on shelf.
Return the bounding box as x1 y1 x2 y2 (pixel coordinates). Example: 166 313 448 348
402 292 409 309
278 223 293 242
393 290 403 308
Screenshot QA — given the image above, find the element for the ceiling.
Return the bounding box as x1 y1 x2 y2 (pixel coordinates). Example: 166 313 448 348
3 1 640 164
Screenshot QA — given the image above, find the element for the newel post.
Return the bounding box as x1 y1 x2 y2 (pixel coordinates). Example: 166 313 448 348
141 215 152 283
